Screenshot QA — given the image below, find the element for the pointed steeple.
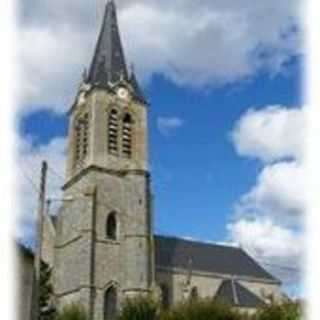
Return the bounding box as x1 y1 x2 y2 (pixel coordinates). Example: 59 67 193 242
129 64 148 105
87 0 128 86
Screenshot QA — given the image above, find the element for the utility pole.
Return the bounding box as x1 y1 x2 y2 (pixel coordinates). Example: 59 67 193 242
89 186 98 320
34 161 48 320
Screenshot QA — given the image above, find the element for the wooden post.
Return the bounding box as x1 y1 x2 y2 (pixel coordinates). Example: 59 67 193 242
89 186 98 320
34 161 48 320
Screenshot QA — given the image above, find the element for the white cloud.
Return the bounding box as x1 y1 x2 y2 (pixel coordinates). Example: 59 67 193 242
18 25 92 114
236 161 305 221
157 117 184 136
231 106 305 163
16 136 67 244
227 105 305 288
19 0 302 114
228 161 305 284
227 217 303 283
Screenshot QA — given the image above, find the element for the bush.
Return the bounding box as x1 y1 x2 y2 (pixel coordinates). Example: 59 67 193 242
118 296 159 320
55 303 88 320
161 299 244 320
118 297 302 320
39 261 55 320
256 302 302 320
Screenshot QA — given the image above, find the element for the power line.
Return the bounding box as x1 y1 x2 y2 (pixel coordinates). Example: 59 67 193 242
259 261 300 273
47 164 65 182
18 166 41 194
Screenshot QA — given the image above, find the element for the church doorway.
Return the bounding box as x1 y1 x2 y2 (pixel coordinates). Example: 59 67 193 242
104 286 117 320
160 284 170 309
190 286 199 300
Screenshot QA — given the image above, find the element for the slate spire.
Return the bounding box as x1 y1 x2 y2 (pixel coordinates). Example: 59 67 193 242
129 64 148 105
87 0 128 85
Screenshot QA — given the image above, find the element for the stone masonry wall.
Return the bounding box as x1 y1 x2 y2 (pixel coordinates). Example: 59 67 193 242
54 168 152 319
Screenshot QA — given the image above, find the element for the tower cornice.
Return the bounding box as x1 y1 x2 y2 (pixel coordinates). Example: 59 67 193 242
62 164 150 191
69 80 149 116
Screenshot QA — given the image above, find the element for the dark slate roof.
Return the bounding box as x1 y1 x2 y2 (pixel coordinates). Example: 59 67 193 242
154 235 279 283
215 280 266 308
87 0 128 85
129 69 148 105
86 0 147 105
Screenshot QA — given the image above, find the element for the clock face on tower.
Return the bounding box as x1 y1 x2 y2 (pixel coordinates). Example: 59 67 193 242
117 87 129 100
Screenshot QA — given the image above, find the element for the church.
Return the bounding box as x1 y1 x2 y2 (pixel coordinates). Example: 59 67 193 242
36 1 284 319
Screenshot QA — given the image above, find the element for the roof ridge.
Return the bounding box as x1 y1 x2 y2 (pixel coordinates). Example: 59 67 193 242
155 234 241 251
215 280 266 308
234 281 266 307
238 249 281 283
231 278 239 305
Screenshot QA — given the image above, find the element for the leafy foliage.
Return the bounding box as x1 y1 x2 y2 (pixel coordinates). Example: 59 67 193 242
256 302 302 320
117 297 302 320
161 299 244 320
55 303 88 320
39 261 55 320
118 296 159 320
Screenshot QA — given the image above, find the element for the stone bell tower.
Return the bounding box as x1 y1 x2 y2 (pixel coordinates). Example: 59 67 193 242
54 1 154 319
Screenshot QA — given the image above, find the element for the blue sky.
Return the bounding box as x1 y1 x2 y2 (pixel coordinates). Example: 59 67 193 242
20 57 302 243
18 0 304 296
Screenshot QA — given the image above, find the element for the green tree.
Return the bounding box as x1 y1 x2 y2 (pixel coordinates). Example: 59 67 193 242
161 299 244 320
118 296 159 320
39 261 55 320
55 304 88 320
257 302 302 320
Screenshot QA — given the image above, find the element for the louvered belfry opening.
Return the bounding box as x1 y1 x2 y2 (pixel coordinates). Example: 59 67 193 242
108 109 119 155
83 113 89 157
122 113 132 158
75 121 81 161
75 113 89 166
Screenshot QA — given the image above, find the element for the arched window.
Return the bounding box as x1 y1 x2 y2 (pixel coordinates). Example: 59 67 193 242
108 109 119 155
122 113 133 158
106 212 117 240
104 286 117 320
190 286 198 300
75 113 89 165
160 284 170 309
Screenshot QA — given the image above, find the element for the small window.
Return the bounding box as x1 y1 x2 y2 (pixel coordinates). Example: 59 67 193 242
106 212 117 240
122 113 133 158
104 286 117 320
108 109 119 155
